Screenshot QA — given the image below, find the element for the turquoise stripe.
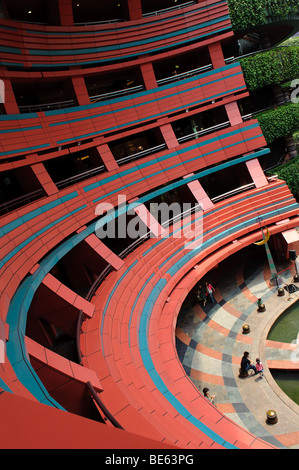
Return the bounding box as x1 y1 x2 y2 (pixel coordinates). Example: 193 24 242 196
49 66 242 121
0 125 42 133
0 204 86 268
0 144 50 157
28 15 230 56
13 27 231 69
89 144 269 202
0 191 78 238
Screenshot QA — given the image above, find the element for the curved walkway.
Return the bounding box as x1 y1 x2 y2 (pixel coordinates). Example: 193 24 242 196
176 245 299 449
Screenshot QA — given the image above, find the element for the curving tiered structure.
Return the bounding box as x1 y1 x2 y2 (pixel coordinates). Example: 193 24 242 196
0 0 298 449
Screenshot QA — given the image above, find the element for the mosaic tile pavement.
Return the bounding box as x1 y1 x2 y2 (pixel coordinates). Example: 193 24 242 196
176 246 299 449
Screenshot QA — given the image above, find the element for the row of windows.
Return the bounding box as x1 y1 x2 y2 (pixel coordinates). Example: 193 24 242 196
0 0 196 25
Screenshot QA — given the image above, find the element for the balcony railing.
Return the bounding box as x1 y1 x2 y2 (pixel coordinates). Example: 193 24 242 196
116 143 167 166
177 121 231 144
56 164 106 190
156 64 213 86
143 1 196 17
0 188 46 217
19 99 77 114
89 84 144 103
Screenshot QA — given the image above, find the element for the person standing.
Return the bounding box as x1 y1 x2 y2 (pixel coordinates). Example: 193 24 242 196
197 284 207 306
205 281 215 303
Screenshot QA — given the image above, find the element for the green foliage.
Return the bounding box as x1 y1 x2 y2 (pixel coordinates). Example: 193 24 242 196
227 0 299 31
239 46 299 91
256 103 299 143
267 155 299 197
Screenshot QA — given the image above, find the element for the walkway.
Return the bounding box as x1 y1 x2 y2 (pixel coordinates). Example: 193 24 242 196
176 245 299 449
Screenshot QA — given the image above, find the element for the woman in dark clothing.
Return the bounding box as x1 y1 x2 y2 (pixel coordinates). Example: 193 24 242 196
240 351 257 374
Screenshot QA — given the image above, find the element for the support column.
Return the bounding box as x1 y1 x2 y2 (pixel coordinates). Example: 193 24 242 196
84 234 124 271
58 0 74 26
96 144 119 171
183 174 214 211
71 76 90 106
126 0 142 20
129 200 166 238
1 78 19 114
140 63 157 90
208 42 225 69
160 124 179 149
225 101 243 126
31 162 58 196
245 158 268 188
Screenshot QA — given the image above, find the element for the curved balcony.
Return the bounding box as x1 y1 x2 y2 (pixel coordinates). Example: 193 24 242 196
0 0 231 69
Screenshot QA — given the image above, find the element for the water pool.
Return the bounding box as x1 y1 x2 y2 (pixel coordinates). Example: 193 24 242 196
267 300 299 406
267 300 299 343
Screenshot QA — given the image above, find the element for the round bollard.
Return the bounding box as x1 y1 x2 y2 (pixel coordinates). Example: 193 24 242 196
266 409 278 424
294 274 299 283
242 324 250 334
258 303 266 312
277 287 285 297
239 367 248 378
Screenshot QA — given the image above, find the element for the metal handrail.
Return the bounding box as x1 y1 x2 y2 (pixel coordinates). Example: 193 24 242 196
116 144 167 165
0 188 46 216
89 84 144 102
74 18 124 26
156 64 213 86
86 381 124 429
56 164 106 189
19 99 76 113
143 1 195 17
177 121 231 143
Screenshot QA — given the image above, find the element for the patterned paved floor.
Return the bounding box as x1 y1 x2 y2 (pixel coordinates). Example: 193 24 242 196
175 245 299 449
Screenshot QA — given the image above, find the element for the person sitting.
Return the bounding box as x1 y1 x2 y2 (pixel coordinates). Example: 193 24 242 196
255 358 264 377
240 351 257 375
203 387 215 404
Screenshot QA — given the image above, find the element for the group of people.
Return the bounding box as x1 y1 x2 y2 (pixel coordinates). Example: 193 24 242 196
201 352 264 408
197 282 215 306
241 351 264 377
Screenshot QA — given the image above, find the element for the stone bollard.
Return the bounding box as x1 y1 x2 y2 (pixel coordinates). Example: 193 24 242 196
242 324 250 334
266 409 278 424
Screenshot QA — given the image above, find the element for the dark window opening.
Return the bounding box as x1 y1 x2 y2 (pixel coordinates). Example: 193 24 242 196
141 0 195 16
199 162 253 200
12 79 78 113
110 128 166 165
73 0 127 24
3 0 60 24
0 166 45 215
173 106 229 142
154 48 211 84
85 68 144 102
44 148 105 189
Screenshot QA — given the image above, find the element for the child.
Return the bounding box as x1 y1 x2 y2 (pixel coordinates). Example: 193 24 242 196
203 387 215 404
256 358 264 377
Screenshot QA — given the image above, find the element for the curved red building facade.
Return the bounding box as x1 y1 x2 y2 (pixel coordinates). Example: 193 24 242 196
0 0 298 449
